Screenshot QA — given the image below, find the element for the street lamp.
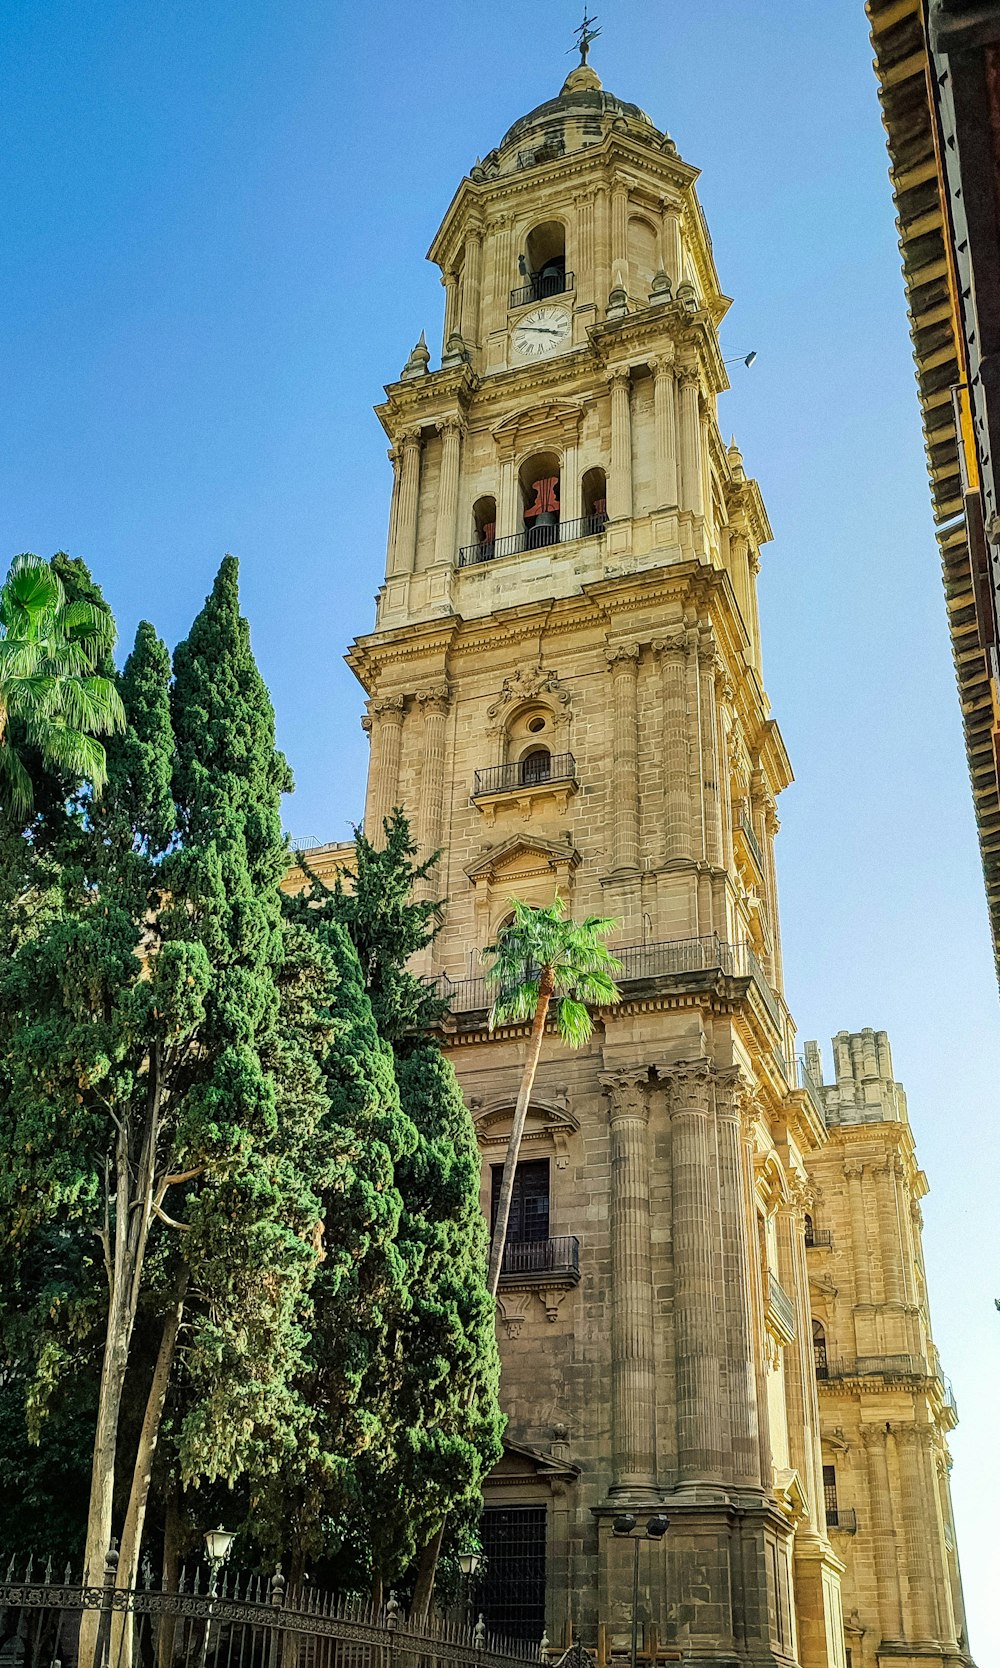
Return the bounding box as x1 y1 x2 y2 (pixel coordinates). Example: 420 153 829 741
199 1528 235 1668
612 1514 669 1668
457 1551 482 1627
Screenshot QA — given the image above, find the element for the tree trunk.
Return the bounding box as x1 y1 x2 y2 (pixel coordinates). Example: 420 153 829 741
410 1520 447 1622
485 971 554 1298
157 1488 182 1668
117 1282 186 1589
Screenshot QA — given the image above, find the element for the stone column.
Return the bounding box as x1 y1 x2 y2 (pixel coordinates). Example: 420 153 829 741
415 686 450 865
747 546 764 672
895 1425 937 1641
661 204 682 288
608 368 633 520
606 643 640 872
715 669 734 871
924 1439 957 1645
491 213 512 316
460 226 484 346
779 1191 823 1532
594 183 610 300
876 1154 906 1305
937 1452 968 1648
741 1112 773 1488
365 695 406 843
391 429 422 577
384 446 402 578
650 353 678 508
611 183 629 286
763 796 784 991
861 1426 905 1642
844 1159 872 1309
654 632 692 864
716 1072 762 1490
433 416 464 568
442 269 460 345
574 189 594 307
667 1061 725 1490
496 440 519 541
602 1071 658 1495
677 369 704 517
698 633 723 869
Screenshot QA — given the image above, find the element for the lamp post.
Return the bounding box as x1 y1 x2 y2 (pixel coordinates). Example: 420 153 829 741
199 1528 235 1668
612 1514 669 1668
457 1551 482 1629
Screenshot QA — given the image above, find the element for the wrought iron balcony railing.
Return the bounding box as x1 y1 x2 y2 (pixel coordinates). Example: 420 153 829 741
431 933 784 1020
499 1235 580 1285
509 271 575 309
738 812 765 873
796 1053 826 1122
820 1354 928 1382
804 1224 833 1248
457 514 607 568
767 1272 797 1340
473 753 576 798
825 1508 858 1533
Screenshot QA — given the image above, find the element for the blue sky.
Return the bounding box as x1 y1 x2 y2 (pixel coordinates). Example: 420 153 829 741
4 0 999 1652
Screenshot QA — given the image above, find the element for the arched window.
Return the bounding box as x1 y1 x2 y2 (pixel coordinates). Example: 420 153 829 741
473 494 497 557
522 747 552 785
520 452 561 548
812 1319 828 1380
582 466 608 530
524 221 567 300
804 1213 815 1248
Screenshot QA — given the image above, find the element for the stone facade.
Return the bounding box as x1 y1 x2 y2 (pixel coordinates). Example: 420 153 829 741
295 54 972 1668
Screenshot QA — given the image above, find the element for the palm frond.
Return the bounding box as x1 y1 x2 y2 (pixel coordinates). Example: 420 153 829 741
489 979 540 1030
28 724 109 795
0 554 61 634
0 639 45 681
553 996 594 1047
6 675 60 718
0 740 35 818
53 675 126 735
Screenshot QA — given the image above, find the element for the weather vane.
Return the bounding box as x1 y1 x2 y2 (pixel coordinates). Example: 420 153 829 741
571 10 601 64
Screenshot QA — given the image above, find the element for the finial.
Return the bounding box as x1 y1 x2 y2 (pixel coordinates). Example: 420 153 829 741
571 10 601 65
400 330 430 380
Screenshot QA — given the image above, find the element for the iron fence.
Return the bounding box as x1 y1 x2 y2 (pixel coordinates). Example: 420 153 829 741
509 274 574 309
457 517 606 568
0 1557 541 1668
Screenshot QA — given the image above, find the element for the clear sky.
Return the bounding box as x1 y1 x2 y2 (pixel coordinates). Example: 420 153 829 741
4 0 998 1652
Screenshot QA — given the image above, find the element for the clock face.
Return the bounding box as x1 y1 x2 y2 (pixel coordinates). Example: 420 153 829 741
511 305 572 361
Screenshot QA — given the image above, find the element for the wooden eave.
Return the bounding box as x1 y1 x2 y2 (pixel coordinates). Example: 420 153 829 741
867 0 1000 978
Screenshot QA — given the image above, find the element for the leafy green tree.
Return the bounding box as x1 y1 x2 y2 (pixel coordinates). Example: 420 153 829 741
484 897 621 1297
0 552 125 817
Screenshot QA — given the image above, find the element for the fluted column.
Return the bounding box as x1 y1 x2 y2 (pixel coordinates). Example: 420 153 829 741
496 441 519 540
844 1158 872 1308
876 1154 906 1305
433 417 464 568
667 1061 725 1489
364 695 406 843
698 633 723 868
861 1426 905 1642
763 796 784 990
661 204 682 288
608 368 633 520
779 1190 823 1531
606 643 640 871
460 226 484 346
715 669 734 871
384 447 402 579
925 1438 957 1645
441 270 460 346
415 686 450 867
895 1425 937 1641
747 546 764 672
490 214 512 316
611 183 629 285
678 368 704 517
390 429 422 577
649 352 678 508
594 183 610 300
654 631 692 864
574 190 595 308
716 1071 762 1490
603 1070 657 1494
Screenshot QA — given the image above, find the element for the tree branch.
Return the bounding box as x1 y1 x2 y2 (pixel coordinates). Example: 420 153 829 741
151 1201 190 1233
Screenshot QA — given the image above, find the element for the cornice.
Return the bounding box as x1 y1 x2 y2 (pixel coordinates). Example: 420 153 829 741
376 365 479 441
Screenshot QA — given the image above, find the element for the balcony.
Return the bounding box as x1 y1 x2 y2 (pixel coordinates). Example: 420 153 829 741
432 933 784 1023
473 753 576 798
499 1236 580 1288
804 1223 833 1249
825 1508 858 1533
766 1271 797 1343
737 812 765 874
516 136 565 170
796 1054 826 1122
509 270 575 309
820 1354 928 1382
457 514 607 569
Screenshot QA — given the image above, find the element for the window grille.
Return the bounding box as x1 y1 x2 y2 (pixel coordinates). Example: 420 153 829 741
479 1506 547 1642
491 1160 550 1243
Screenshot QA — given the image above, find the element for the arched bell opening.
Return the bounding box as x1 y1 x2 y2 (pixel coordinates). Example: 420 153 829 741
472 494 497 557
582 465 608 530
519 451 561 548
523 221 567 300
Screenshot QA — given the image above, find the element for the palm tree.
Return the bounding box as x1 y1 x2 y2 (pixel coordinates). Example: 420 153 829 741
483 896 622 1298
0 552 125 817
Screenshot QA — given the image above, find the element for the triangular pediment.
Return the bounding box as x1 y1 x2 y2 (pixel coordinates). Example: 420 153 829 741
485 1439 580 1484
465 834 581 885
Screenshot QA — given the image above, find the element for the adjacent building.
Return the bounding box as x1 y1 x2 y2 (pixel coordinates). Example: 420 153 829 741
294 49 972 1668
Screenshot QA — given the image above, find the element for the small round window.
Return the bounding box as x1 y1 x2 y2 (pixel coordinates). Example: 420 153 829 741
527 716 546 734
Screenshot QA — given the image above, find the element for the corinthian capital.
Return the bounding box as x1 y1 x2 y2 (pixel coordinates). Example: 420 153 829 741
605 641 640 668
860 1425 887 1452
600 1070 651 1121
652 629 687 660
370 693 406 721
843 1158 864 1181
662 1058 713 1113
415 683 451 713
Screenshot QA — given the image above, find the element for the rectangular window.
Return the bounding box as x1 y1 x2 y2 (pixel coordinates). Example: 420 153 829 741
491 1159 550 1243
479 1505 547 1644
823 1463 839 1525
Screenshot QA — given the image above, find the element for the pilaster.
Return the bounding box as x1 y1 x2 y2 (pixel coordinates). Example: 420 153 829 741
602 1069 658 1496
391 429 422 578
364 694 406 842
607 368 633 520
433 417 465 569
861 1425 905 1644
605 642 640 873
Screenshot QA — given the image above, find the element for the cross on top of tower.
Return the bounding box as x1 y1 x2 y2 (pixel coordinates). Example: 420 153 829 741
572 10 601 64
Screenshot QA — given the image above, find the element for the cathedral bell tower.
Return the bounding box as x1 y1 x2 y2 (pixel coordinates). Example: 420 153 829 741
348 46 850 1668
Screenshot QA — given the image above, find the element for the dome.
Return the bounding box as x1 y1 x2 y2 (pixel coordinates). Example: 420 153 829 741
494 63 660 171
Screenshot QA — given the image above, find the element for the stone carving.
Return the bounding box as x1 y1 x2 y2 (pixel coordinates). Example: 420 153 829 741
486 666 571 735
600 1069 650 1121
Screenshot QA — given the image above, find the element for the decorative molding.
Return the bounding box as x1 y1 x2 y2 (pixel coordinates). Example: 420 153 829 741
600 1069 650 1121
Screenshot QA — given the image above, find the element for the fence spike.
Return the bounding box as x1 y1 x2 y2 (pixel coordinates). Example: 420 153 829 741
43 1556 53 1585
25 1554 34 1584
64 1561 73 1585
